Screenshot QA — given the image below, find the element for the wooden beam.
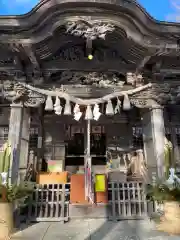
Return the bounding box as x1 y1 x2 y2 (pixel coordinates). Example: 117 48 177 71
160 69 180 74
135 56 151 74
21 44 40 70
42 61 135 73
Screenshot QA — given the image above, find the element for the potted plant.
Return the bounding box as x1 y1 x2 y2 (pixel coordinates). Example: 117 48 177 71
0 181 33 239
146 181 180 235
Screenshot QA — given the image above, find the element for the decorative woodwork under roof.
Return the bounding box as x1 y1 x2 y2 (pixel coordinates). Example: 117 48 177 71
48 71 126 87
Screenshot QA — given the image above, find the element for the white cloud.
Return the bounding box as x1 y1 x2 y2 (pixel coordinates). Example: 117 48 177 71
1 0 39 6
1 0 38 4
13 0 38 3
167 0 180 22
0 0 39 14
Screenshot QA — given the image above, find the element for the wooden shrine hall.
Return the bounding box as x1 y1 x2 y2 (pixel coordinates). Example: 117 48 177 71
0 0 180 207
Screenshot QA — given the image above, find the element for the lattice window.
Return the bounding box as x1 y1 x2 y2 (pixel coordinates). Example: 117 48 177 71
44 144 66 161
65 125 84 156
0 126 9 145
44 130 53 160
0 126 39 148
132 126 143 149
29 127 38 150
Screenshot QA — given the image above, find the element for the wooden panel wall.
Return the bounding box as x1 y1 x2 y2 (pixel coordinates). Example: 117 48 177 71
44 114 66 170
0 106 10 146
105 122 133 151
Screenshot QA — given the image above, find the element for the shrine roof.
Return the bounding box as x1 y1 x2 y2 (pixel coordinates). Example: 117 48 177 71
0 0 180 84
0 0 180 37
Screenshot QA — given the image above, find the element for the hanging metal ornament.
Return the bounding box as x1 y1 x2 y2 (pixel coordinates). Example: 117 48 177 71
73 104 82 121
93 104 101 121
45 95 54 111
85 105 93 120
106 100 114 115
64 99 72 115
123 94 131 110
54 96 62 115
114 98 121 114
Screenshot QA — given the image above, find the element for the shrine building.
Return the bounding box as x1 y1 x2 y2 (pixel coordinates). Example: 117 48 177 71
0 0 180 208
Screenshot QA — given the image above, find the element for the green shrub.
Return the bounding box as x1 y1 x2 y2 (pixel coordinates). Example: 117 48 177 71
146 182 180 203
0 182 34 203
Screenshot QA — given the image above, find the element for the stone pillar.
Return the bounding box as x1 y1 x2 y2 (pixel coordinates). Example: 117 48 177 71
142 106 165 180
170 123 180 167
19 107 30 181
8 103 30 183
151 106 165 179
37 107 43 173
142 110 156 181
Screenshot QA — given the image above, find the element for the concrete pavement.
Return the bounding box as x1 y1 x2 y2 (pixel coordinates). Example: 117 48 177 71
11 219 180 240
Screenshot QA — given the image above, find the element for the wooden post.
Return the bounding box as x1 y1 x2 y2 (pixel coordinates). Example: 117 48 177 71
84 120 91 200
87 120 91 157
84 120 94 203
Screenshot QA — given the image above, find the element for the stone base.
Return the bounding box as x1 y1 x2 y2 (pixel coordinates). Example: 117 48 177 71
69 203 109 219
157 220 180 235
157 201 180 235
0 203 14 239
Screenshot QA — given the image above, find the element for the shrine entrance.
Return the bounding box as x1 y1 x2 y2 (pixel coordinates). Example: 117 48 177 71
65 122 106 168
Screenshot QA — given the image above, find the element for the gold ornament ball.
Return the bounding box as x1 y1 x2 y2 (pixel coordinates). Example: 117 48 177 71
88 54 93 60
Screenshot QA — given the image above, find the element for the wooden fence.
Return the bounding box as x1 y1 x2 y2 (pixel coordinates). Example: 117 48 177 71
15 183 70 223
15 181 157 223
108 181 155 220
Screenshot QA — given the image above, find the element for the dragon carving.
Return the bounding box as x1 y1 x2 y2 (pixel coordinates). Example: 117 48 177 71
66 18 115 40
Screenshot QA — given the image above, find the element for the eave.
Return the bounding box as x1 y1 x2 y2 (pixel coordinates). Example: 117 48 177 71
0 0 179 43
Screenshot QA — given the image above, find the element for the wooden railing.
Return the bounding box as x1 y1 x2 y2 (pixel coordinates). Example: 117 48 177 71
108 181 154 220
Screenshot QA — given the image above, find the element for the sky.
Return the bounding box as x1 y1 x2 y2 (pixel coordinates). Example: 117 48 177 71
0 0 179 22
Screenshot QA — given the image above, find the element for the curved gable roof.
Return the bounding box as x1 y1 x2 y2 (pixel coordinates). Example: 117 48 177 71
0 0 179 35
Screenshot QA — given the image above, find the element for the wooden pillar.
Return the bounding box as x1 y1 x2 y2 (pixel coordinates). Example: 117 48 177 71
8 103 30 183
84 119 92 201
